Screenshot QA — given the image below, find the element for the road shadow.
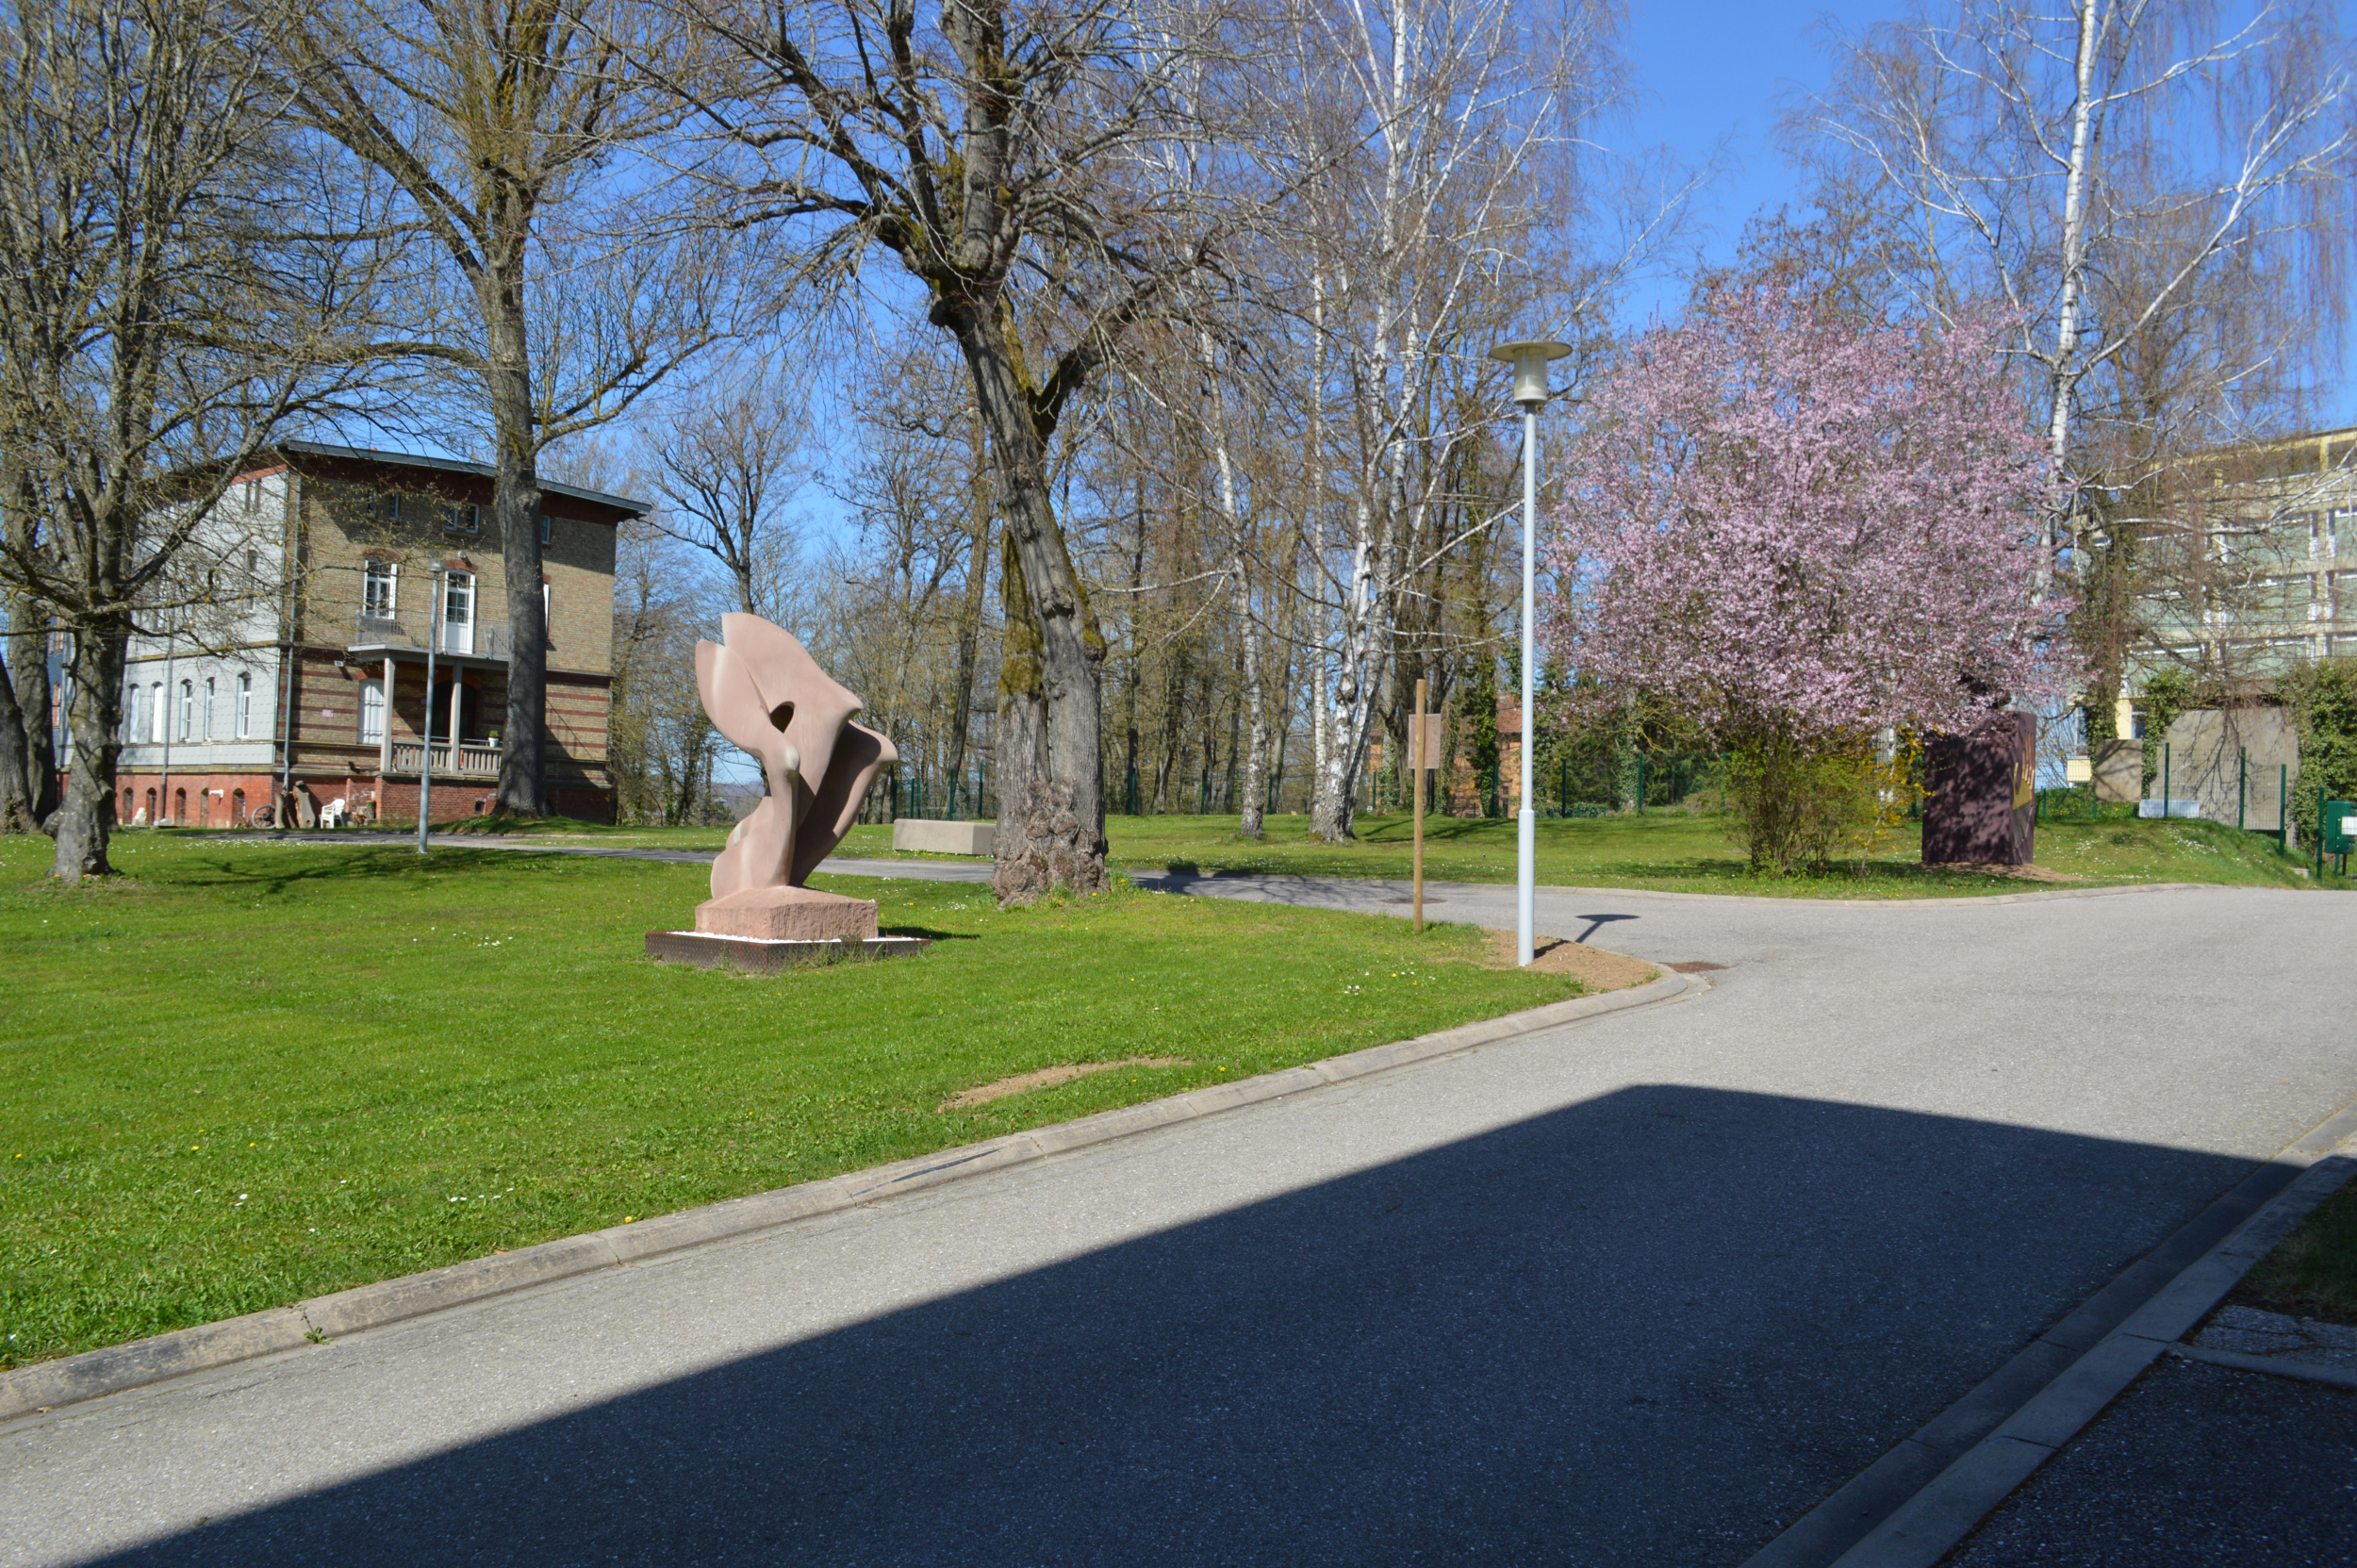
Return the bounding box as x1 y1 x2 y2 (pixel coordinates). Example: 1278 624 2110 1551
94 1087 2256 1568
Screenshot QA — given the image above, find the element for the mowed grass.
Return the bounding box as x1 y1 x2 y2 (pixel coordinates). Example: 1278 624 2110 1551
0 833 1586 1368
324 807 2338 895
1092 810 2333 894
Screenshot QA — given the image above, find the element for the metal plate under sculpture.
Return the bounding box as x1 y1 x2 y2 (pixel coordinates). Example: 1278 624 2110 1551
681 614 899 946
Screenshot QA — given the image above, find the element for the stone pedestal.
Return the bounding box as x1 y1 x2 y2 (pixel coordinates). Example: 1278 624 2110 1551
2093 737 2142 804
694 886 878 942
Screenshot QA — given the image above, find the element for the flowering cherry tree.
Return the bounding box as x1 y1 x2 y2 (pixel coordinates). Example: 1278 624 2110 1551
1543 288 2071 865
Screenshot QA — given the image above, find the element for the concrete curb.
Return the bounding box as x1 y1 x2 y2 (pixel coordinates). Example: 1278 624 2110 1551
1743 1100 2357 1568
0 968 1691 1427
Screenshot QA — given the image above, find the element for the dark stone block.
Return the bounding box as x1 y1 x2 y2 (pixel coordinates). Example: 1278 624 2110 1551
644 930 929 974
1923 713 2036 865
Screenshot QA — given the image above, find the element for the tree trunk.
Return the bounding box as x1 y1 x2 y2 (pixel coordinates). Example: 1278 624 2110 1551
951 316 1107 899
944 411 993 816
1198 330 1268 840
0 595 59 833
992 528 1050 896
50 624 126 882
486 277 548 818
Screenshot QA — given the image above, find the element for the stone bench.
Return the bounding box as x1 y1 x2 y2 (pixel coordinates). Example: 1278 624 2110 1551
891 818 996 856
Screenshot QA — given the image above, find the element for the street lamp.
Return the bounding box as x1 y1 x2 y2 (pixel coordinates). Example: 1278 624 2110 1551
1488 338 1571 968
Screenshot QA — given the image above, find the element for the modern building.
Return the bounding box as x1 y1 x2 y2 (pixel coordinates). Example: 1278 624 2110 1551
115 440 646 827
2121 424 2357 718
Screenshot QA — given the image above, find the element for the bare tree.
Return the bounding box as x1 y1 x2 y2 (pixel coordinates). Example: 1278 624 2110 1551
281 0 726 817
647 357 816 619
667 0 1281 898
0 0 389 879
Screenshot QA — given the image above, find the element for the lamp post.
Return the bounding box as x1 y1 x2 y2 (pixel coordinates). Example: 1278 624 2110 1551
1488 338 1571 968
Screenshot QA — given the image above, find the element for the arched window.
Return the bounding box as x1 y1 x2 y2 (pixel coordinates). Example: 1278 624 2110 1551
124 684 140 742
235 672 253 738
177 681 193 741
203 677 216 741
142 787 157 824
172 787 186 824
122 786 134 821
150 683 165 744
232 787 246 823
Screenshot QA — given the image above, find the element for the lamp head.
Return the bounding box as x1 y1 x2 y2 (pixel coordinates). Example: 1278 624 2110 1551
1490 339 1574 408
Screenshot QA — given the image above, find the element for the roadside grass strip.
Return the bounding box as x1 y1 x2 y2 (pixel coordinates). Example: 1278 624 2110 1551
0 833 1589 1368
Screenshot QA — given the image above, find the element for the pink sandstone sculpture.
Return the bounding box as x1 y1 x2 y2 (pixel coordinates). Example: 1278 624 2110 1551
692 613 898 943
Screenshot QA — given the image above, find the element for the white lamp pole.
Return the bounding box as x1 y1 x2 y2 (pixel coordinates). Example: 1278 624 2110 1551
1488 338 1572 968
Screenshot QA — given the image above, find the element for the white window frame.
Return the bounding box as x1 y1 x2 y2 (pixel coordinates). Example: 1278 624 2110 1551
150 683 165 744
442 503 481 536
177 680 193 742
442 570 475 653
236 671 253 738
363 558 398 619
124 683 140 742
203 676 216 741
358 678 386 745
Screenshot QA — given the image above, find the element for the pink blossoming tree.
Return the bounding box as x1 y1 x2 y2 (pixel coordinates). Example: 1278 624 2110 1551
1542 287 2072 869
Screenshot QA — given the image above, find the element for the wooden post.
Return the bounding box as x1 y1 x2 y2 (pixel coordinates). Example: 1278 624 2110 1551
1412 677 1427 933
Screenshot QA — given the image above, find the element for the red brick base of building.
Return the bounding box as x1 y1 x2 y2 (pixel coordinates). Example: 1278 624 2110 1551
111 768 612 828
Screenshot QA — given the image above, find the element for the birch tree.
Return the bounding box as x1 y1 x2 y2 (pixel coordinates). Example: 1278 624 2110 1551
1801 0 2355 599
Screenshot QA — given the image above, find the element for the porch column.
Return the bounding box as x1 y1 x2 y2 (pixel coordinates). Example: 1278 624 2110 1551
380 655 394 776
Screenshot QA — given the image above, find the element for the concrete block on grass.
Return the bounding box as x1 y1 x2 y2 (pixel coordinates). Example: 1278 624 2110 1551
892 819 996 855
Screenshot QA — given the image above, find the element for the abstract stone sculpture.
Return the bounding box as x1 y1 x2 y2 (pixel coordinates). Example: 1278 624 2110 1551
692 614 898 943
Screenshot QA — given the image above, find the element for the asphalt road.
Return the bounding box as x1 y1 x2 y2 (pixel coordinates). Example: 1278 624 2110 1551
5 871 2353 1567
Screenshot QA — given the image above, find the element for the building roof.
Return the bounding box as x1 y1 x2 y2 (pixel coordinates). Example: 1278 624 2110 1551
278 438 651 518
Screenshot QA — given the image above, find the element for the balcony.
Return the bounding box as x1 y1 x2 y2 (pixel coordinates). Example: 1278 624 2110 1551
354 615 511 660
389 738 502 776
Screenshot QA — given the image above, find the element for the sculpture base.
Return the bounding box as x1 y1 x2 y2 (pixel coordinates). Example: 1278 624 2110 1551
695 886 879 942
646 931 929 974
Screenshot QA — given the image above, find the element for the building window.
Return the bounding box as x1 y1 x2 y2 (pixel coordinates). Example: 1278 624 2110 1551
374 491 403 522
539 510 551 546
203 676 216 741
241 479 260 513
442 503 481 535
177 680 193 741
359 679 386 745
363 558 397 619
236 672 253 738
150 683 165 744
441 570 474 653
124 683 140 742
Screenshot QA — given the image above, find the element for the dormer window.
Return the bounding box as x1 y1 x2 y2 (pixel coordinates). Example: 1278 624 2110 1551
442 503 481 535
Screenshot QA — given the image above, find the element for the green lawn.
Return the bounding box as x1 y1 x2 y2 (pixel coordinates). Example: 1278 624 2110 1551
0 833 1587 1368
313 807 2342 896
1085 811 2336 895
2235 1183 2357 1325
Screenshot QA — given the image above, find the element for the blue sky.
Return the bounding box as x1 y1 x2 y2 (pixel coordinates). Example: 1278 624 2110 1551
1606 0 1888 330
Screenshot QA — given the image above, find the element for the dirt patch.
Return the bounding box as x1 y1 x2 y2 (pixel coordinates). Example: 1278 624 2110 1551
938 1057 1194 1112
1474 930 1658 991
1920 862 2088 883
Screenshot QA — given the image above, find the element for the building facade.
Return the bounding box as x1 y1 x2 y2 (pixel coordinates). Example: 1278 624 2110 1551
115 441 645 827
2122 425 2357 716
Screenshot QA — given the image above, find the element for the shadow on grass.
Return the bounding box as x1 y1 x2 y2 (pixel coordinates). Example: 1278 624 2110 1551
91 1087 2262 1567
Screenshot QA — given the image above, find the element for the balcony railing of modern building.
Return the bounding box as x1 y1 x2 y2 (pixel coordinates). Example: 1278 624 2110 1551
354 615 511 661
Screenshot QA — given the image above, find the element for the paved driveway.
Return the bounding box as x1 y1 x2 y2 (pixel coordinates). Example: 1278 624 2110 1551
4 875 2351 1567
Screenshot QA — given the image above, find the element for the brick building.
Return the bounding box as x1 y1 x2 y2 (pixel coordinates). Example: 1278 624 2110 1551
115 440 646 827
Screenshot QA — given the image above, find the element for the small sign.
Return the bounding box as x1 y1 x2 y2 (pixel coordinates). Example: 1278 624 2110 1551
2065 755 2092 784
1408 714 1445 768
